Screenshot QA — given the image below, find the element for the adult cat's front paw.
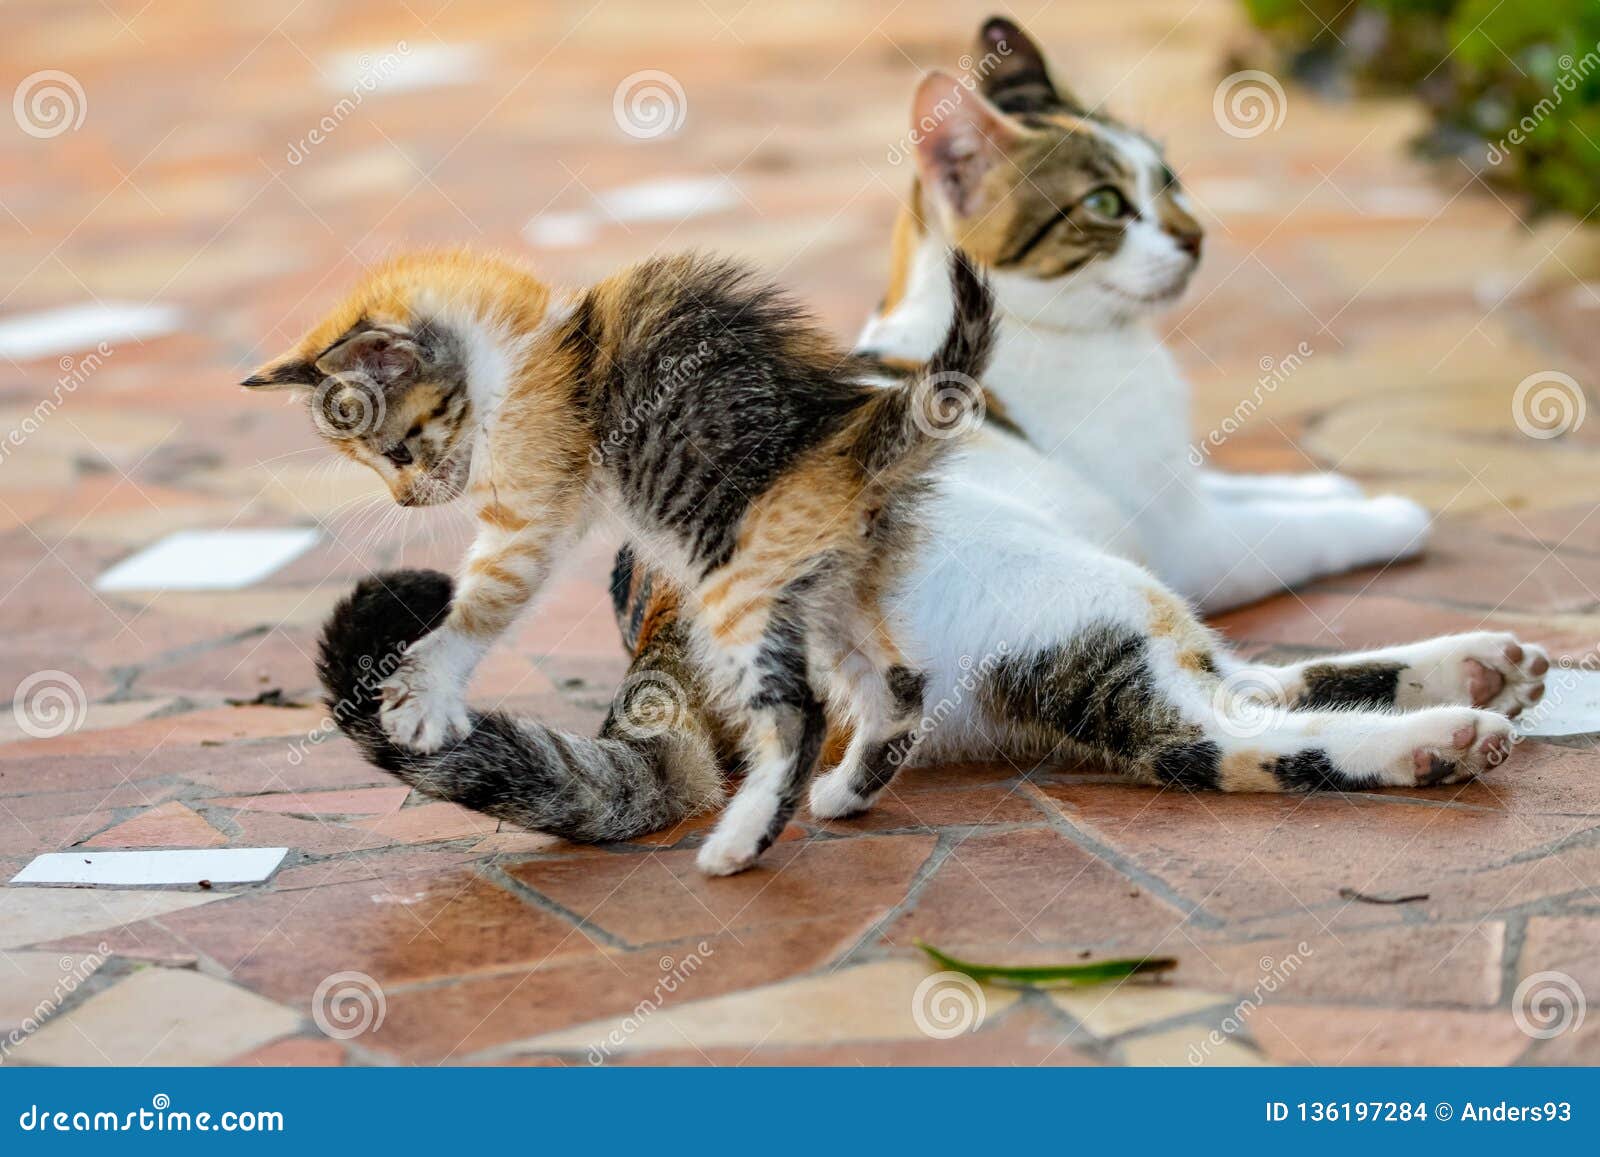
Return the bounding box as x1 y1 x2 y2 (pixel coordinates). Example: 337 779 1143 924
379 655 469 752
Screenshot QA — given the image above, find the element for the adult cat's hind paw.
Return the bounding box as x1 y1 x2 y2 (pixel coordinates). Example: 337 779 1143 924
1402 632 1548 718
1401 708 1514 786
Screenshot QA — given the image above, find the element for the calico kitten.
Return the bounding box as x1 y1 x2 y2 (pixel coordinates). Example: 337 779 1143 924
250 247 995 874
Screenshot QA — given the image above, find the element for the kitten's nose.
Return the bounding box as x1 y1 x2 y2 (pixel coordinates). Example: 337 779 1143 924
1170 229 1203 259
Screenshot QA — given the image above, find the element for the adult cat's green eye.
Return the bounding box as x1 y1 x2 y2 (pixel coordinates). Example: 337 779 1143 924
1082 187 1129 220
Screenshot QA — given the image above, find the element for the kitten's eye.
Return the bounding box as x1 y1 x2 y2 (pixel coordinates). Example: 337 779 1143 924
384 444 413 466
1081 187 1130 221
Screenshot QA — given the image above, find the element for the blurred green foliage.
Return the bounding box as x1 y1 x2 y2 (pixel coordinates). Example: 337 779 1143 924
1241 0 1600 218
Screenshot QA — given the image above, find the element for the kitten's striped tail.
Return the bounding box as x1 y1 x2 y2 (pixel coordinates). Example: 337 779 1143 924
315 570 724 843
852 249 997 478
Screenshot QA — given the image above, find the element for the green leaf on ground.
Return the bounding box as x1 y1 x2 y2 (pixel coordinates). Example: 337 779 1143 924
914 939 1177 988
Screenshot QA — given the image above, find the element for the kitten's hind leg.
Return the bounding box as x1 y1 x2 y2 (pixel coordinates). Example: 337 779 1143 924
809 650 928 820
1198 469 1363 503
1225 632 1548 717
692 585 827 876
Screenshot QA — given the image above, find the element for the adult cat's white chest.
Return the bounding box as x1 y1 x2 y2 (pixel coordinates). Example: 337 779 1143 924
980 318 1192 520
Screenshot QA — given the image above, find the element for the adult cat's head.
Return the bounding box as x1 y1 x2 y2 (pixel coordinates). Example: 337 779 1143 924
242 251 552 506
907 16 1202 328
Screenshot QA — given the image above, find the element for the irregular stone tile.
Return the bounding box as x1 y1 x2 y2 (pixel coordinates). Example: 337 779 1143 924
84 801 227 848
0 950 108 1031
590 1006 1098 1065
141 868 604 1003
519 958 1028 1060
11 967 300 1066
1120 1024 1269 1066
507 834 935 944
1180 924 1505 1007
352 801 498 843
376 917 864 1063
472 832 572 855
225 1036 346 1066
0 705 327 761
208 787 411 816
1039 781 1574 923
1248 1004 1529 1065
1211 592 1499 650
0 697 177 746
1049 986 1229 1039
813 782 1042 832
270 849 480 891
889 827 1190 948
0 887 230 950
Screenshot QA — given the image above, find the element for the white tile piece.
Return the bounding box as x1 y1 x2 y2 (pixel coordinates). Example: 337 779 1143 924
596 176 738 223
323 42 481 94
0 302 182 361
96 528 319 591
1517 669 1600 737
12 847 288 887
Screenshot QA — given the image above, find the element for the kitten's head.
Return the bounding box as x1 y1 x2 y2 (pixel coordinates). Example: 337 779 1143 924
242 254 501 507
910 16 1203 326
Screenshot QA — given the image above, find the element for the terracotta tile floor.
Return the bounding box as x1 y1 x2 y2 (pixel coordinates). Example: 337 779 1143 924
3 0 1599 1066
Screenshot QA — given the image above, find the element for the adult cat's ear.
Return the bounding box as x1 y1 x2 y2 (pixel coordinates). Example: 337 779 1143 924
312 328 422 387
241 353 317 390
912 70 1024 220
975 16 1080 113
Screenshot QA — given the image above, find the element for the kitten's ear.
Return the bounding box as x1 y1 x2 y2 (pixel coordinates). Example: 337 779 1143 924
975 16 1079 112
312 328 422 387
912 71 1024 220
241 353 317 390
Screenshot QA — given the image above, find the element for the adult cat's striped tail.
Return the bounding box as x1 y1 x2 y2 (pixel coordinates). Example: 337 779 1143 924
315 569 723 843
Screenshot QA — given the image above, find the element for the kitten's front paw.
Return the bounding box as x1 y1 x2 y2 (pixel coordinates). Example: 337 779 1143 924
379 658 469 752
1424 632 1548 717
695 834 762 877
